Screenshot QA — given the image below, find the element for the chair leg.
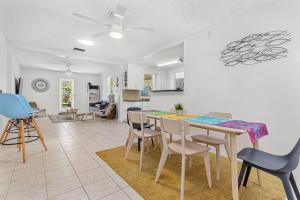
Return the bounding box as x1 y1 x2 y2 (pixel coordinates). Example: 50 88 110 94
290 173 300 198
203 152 212 188
0 120 11 143
158 135 163 152
243 166 252 187
180 153 186 200
125 130 131 146
138 138 141 151
216 145 221 180
281 174 295 200
124 133 135 160
155 149 168 182
20 120 26 163
139 137 145 171
31 118 47 151
189 155 193 168
238 162 247 189
17 127 21 152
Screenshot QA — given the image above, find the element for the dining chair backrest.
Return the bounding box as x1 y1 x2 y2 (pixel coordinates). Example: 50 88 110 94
128 111 147 132
0 93 30 119
205 112 232 119
160 118 190 151
127 107 141 125
280 138 300 172
160 118 182 135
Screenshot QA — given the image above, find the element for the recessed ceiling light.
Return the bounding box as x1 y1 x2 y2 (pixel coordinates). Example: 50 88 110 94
157 59 182 67
77 39 95 46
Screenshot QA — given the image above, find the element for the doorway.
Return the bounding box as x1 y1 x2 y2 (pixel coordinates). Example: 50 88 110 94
59 78 74 111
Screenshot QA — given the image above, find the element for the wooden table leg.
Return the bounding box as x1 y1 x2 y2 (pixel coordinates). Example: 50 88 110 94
230 134 239 200
253 141 262 186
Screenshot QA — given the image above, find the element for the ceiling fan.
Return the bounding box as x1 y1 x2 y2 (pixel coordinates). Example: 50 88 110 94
73 5 155 40
50 55 75 75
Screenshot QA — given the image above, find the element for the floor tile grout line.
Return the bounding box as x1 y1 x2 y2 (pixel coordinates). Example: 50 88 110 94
63 121 133 200
42 152 49 200
54 123 92 200
43 122 84 199
1 119 138 200
3 158 18 200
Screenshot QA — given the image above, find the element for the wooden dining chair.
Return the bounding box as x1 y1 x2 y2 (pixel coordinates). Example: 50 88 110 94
125 107 154 151
191 112 232 180
155 118 211 200
124 111 162 171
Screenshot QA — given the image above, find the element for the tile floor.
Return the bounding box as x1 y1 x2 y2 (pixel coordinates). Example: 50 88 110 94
0 118 143 200
1 118 299 200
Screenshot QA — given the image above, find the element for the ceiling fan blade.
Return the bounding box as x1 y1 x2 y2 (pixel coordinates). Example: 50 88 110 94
72 12 111 27
125 27 155 32
93 32 106 38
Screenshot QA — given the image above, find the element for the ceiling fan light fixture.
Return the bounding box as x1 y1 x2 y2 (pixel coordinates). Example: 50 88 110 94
65 66 73 76
77 39 95 46
110 24 123 39
110 31 123 39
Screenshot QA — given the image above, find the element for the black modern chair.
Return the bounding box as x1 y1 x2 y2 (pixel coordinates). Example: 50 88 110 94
126 107 154 151
237 138 300 200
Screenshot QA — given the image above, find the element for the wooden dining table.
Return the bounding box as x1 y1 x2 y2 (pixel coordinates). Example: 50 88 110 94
146 111 263 200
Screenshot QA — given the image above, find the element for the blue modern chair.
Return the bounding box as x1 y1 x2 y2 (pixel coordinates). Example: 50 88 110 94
237 138 300 200
0 93 47 162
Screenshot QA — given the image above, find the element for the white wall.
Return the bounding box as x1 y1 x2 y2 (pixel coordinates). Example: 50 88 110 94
184 0 300 177
0 30 21 130
101 67 122 101
127 64 161 90
21 67 101 115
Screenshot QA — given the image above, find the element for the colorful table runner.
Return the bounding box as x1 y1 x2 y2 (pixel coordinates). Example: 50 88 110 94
216 120 269 144
145 112 269 144
185 116 230 125
159 113 198 120
184 116 268 144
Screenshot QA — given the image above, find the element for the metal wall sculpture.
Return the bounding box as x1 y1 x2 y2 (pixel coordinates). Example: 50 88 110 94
220 30 291 66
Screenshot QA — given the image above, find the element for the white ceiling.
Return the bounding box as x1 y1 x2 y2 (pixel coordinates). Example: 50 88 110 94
14 48 118 74
0 0 275 73
145 43 184 66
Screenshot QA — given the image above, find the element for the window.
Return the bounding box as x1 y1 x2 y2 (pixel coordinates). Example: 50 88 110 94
175 72 184 90
59 78 74 111
141 74 156 97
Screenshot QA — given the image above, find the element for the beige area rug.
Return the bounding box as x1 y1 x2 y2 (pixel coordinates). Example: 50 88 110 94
96 145 284 200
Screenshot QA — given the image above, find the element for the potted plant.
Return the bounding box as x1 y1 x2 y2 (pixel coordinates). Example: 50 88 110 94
175 103 184 116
